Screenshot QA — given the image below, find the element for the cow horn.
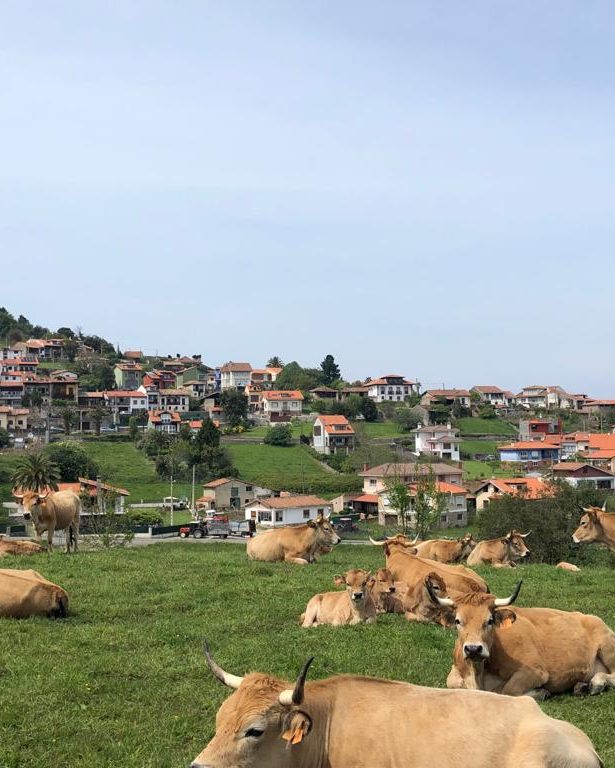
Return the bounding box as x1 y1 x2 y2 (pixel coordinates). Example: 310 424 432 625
494 580 523 607
410 534 420 545
203 641 243 689
602 500 607 511
369 537 387 546
279 656 314 706
426 579 454 607
519 530 531 538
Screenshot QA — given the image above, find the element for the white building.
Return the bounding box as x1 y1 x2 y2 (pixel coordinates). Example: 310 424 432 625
245 494 332 527
378 481 468 528
147 410 182 434
364 374 420 403
104 390 149 416
313 414 355 455
159 388 191 412
414 423 461 461
261 390 303 422
220 362 252 391
471 386 512 407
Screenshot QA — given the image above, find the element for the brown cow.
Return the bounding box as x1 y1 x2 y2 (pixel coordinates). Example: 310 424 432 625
0 536 44 557
191 645 602 768
429 581 615 699
413 533 477 563
369 567 405 613
573 506 615 553
300 569 377 627
18 490 81 553
0 568 69 618
402 572 456 626
466 530 530 568
557 562 581 573
371 536 488 594
247 515 340 565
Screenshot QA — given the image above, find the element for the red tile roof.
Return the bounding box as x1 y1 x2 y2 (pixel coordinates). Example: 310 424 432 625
148 410 181 423
248 494 330 510
500 441 559 450
262 390 303 401
221 362 252 372
316 414 355 434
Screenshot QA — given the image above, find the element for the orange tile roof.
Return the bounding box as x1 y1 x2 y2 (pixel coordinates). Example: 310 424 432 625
424 389 471 398
106 390 146 398
159 388 191 396
148 410 182 423
472 385 506 394
221 362 252 372
202 477 234 488
316 414 355 434
353 494 379 504
475 477 552 499
580 450 615 459
248 494 330 509
500 441 559 450
262 390 304 401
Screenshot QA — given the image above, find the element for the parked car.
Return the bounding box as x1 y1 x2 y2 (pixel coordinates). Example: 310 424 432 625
229 520 256 537
163 496 188 511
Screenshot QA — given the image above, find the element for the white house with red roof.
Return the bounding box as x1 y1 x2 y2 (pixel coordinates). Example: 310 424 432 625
313 415 355 455
364 374 420 403
245 494 332 527
147 410 182 434
261 390 303 422
220 362 252 391
420 389 472 408
378 480 468 528
470 386 512 407
414 423 461 461
104 390 148 416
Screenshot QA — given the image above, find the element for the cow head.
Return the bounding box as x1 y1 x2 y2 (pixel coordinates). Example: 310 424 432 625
428 581 522 661
333 568 373 604
372 567 397 595
192 644 316 768
307 515 341 549
458 533 477 558
572 507 603 544
20 491 49 522
369 534 418 557
504 530 531 562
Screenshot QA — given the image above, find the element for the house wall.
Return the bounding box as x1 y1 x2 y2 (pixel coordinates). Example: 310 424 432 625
245 503 331 527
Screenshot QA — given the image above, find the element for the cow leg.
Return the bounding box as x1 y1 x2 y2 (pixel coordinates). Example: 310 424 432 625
71 518 79 553
47 525 54 554
500 668 549 697
284 555 309 565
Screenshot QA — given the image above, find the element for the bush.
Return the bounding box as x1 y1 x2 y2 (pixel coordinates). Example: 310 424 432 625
45 441 100 482
126 508 164 526
0 428 9 449
264 424 293 447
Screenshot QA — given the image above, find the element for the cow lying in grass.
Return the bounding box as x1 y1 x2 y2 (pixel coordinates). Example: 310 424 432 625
247 514 341 565
0 568 69 618
428 580 615 698
467 530 530 568
413 533 477 563
301 569 377 627
191 644 603 768
0 537 44 557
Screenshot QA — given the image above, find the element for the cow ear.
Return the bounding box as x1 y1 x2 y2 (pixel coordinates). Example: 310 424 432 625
494 608 516 629
281 711 312 745
333 575 345 586
306 520 317 528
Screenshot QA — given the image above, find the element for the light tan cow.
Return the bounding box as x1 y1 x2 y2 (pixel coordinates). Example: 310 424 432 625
0 536 44 557
401 572 457 626
413 533 477 563
557 562 581 572
466 530 530 568
247 515 341 565
429 581 615 699
191 645 602 768
369 567 405 613
371 536 489 594
573 506 615 553
300 569 377 627
18 490 81 553
0 568 69 618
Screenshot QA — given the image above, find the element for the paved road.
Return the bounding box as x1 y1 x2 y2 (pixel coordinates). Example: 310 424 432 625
128 536 371 548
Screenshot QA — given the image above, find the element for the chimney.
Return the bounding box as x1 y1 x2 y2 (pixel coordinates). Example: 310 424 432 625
363 463 369 472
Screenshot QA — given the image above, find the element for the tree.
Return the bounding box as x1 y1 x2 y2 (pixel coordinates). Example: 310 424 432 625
267 356 283 368
11 451 60 493
45 441 99 482
194 417 220 450
58 406 77 435
320 354 341 386
274 362 322 391
383 475 413 532
63 338 79 362
360 397 379 422
220 390 248 428
129 416 140 442
478 403 497 419
0 427 10 449
56 326 75 339
393 407 422 433
21 390 43 409
90 406 110 436
413 469 448 539
264 424 293 446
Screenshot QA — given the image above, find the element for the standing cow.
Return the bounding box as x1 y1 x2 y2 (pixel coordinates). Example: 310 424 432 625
573 505 615 553
191 645 603 768
18 490 81 554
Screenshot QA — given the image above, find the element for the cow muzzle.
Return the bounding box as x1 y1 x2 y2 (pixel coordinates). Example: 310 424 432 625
22 512 31 521
352 591 364 601
463 643 488 660
388 586 396 593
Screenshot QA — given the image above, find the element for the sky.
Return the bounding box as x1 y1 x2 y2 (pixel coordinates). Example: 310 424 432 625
1 1 614 395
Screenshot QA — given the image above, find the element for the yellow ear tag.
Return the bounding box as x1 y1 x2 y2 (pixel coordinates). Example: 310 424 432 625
281 724 305 744
500 617 514 629
281 730 293 742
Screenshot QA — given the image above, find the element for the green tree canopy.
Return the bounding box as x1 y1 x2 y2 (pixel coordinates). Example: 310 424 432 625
320 354 341 386
220 390 248 428
45 441 100 482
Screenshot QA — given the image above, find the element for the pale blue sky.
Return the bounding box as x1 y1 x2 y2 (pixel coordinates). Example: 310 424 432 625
1 2 614 395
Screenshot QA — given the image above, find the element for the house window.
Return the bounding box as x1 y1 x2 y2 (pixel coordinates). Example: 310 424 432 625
275 511 284 522
457 513 464 521
369 479 377 487
246 485 253 492
260 510 271 522
440 514 447 522
230 487 239 497
314 426 321 436
303 509 310 519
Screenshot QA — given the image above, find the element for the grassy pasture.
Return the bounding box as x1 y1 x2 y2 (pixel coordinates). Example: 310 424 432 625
0 544 614 767
456 417 517 436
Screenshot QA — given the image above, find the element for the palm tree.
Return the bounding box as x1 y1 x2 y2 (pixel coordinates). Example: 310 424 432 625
267 356 283 368
12 451 61 493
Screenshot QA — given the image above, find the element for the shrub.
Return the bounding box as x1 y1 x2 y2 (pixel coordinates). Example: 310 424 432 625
264 424 293 447
126 508 164 526
45 441 100 482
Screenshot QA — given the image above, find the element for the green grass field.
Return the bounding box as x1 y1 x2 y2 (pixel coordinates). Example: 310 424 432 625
243 423 313 439
227 443 361 494
0 545 613 767
456 417 517 436
460 439 500 456
463 459 516 481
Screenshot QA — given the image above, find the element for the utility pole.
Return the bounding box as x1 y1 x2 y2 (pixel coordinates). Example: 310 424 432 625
170 474 174 527
191 464 196 517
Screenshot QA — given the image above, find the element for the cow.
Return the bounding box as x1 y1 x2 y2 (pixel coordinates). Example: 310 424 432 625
369 567 405 614
246 515 341 565
300 569 377 627
18 490 81 554
413 533 477 563
370 536 489 594
0 568 69 618
0 536 44 557
466 530 530 568
428 581 615 699
557 562 581 573
573 505 615 553
190 643 603 768
402 572 457 626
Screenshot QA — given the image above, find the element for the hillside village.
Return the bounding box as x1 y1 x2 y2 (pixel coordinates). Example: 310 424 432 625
1 309 615 531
